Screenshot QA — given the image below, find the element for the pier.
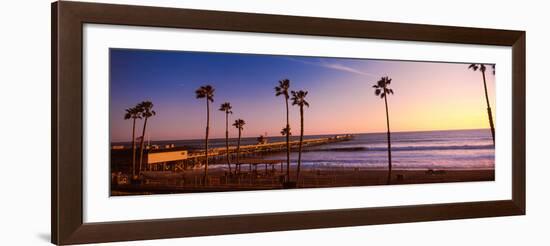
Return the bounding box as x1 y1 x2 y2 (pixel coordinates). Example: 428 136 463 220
189 134 354 159
146 134 354 171
111 134 354 188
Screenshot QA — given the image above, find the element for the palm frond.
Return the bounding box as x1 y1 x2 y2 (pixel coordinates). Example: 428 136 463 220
373 76 394 99
280 126 291 136
219 102 232 112
136 101 155 118
291 90 309 107
196 85 215 101
275 86 282 96
128 106 142 119
275 79 290 98
232 119 246 129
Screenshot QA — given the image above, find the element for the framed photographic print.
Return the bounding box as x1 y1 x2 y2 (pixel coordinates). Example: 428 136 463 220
52 1 525 245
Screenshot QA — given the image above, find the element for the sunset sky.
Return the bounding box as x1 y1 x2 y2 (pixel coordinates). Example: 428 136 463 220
109 49 496 142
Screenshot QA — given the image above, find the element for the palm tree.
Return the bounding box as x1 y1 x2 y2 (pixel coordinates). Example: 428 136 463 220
137 101 156 175
469 64 495 144
280 126 291 137
232 119 246 173
124 106 142 178
195 85 215 184
291 90 309 182
373 76 394 185
275 79 291 181
219 102 233 173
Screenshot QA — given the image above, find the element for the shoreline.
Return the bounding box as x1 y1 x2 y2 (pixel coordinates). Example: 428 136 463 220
112 168 495 196
198 164 495 171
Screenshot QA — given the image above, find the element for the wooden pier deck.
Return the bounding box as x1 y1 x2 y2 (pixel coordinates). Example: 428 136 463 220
188 134 354 159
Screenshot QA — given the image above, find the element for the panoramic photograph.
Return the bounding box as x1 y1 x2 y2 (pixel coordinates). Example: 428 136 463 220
109 48 496 196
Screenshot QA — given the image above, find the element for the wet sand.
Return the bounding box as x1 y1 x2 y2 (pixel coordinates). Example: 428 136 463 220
112 167 494 195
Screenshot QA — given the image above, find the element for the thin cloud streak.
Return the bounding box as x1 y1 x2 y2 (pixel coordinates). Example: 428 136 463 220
320 62 374 76
284 57 376 77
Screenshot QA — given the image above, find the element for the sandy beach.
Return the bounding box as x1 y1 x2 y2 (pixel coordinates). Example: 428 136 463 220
112 167 494 195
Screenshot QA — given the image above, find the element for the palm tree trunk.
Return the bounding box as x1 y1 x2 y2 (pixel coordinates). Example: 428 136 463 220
138 117 148 175
236 129 241 172
384 96 392 185
296 106 304 182
131 118 136 178
285 98 290 182
225 112 231 173
203 100 210 185
481 71 496 144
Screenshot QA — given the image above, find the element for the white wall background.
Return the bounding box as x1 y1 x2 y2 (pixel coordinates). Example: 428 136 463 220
0 0 547 245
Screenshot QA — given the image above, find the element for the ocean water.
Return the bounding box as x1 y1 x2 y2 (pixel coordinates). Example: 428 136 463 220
266 129 494 170
139 129 494 170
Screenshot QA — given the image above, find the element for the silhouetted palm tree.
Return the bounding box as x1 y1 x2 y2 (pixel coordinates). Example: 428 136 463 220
275 79 291 181
124 106 142 178
233 119 246 173
373 76 394 185
195 85 215 184
469 64 496 144
137 101 156 175
291 90 309 182
219 102 233 173
280 126 291 137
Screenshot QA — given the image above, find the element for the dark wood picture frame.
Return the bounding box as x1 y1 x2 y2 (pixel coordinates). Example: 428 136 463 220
52 1 525 245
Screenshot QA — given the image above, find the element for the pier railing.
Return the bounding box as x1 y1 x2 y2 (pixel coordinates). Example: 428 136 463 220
188 134 354 159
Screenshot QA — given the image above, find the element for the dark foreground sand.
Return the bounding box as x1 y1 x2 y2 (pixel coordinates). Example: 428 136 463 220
112 167 494 196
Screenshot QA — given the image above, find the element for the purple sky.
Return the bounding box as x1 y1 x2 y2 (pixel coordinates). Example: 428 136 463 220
110 49 495 142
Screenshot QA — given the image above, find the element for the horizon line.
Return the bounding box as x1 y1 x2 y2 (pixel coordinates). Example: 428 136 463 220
111 127 492 144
